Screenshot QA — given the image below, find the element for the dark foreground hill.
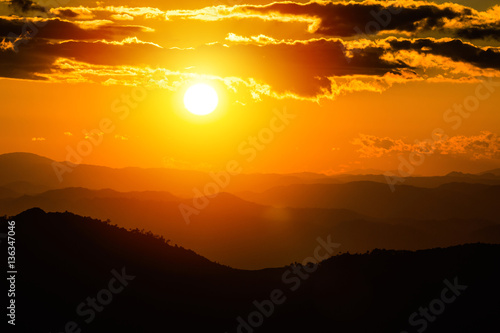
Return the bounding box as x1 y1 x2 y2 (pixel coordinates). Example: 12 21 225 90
2 209 500 332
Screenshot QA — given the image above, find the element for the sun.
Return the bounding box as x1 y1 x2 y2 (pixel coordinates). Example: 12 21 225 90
183 83 219 116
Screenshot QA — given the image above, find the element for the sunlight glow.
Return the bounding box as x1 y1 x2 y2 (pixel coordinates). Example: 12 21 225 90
184 83 219 116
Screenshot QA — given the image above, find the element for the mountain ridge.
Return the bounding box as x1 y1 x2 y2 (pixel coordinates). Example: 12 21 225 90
3 208 500 332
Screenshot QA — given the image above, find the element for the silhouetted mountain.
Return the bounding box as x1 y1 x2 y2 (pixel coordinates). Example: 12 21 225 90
334 172 500 187
2 209 499 332
446 171 473 177
0 153 337 196
1 180 51 195
239 181 500 221
1 153 499 269
0 186 19 199
0 189 365 268
2 153 499 199
1 188 499 269
37 187 180 202
479 168 500 177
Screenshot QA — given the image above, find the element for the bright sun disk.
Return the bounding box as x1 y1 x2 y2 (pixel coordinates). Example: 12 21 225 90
184 83 219 116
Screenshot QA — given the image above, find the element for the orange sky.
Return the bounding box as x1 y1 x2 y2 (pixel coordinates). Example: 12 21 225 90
1 0 499 175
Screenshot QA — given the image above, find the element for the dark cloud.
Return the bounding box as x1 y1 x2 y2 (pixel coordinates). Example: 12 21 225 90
53 9 80 19
0 17 152 40
0 37 164 80
388 38 500 70
244 2 468 37
455 24 500 41
177 40 410 96
240 2 500 41
352 131 500 159
8 0 46 14
0 38 54 80
0 36 410 97
1 34 497 97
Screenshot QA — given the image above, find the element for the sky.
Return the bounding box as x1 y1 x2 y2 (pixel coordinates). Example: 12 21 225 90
0 0 499 175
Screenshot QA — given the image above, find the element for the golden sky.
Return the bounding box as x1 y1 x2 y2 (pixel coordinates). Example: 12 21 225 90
1 0 499 175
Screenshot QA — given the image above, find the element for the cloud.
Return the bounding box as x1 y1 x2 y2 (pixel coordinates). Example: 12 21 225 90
1 33 498 100
7 2 497 42
387 38 500 70
111 14 134 21
455 24 500 41
243 1 467 36
50 7 95 20
446 5 500 41
0 35 165 80
351 134 413 158
436 131 500 159
8 0 46 14
0 34 410 97
164 1 500 41
352 131 500 159
1 3 499 102
0 16 153 41
49 5 167 21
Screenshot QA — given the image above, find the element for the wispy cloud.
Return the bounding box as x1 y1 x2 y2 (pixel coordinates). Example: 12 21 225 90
352 131 500 159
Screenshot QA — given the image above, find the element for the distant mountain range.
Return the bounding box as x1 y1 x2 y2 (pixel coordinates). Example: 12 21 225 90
0 152 337 197
4 209 500 333
0 152 499 268
1 152 500 197
0 184 498 269
238 181 500 220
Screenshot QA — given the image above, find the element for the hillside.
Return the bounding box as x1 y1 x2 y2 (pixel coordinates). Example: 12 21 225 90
0 188 499 269
0 153 336 196
1 153 500 198
238 181 500 220
2 209 499 332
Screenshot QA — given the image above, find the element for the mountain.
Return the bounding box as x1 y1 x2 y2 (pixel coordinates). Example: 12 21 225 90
0 186 19 199
332 172 500 187
0 189 365 268
1 152 499 269
0 153 56 189
2 153 499 199
0 152 337 196
238 181 500 221
479 168 500 177
34 187 180 202
1 188 499 269
3 209 500 332
0 181 51 195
